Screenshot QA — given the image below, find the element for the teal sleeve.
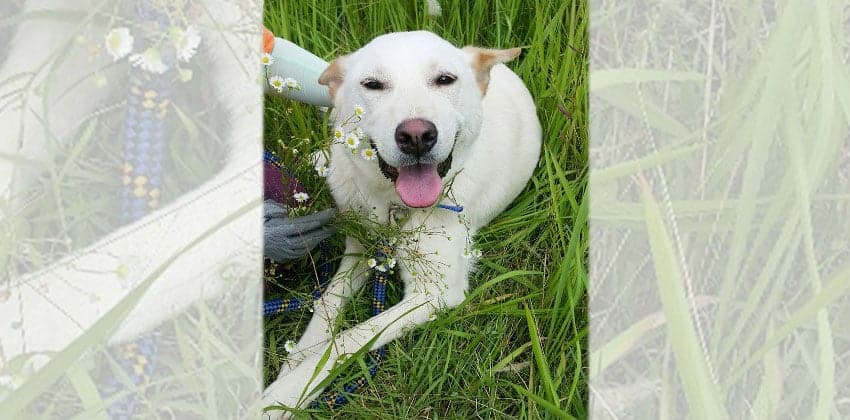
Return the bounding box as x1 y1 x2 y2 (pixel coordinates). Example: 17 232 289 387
264 37 333 108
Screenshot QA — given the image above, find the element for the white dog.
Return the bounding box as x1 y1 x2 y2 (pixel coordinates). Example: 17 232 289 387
262 30 541 417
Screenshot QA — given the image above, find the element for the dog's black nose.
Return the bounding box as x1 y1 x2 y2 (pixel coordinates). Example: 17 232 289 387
395 118 438 157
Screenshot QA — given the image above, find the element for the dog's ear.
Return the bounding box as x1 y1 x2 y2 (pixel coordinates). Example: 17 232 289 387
318 55 348 102
462 46 522 95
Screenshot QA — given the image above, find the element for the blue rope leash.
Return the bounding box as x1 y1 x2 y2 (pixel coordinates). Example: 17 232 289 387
263 149 389 410
262 149 465 410
262 240 333 316
105 2 173 417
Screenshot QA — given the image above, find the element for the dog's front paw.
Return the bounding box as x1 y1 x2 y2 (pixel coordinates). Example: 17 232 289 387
260 380 298 420
261 358 326 419
260 405 291 420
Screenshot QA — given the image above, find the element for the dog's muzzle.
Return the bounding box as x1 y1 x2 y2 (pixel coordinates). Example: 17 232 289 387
373 141 453 183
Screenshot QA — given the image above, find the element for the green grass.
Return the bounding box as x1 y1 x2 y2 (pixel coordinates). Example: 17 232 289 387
589 1 850 417
262 1 587 418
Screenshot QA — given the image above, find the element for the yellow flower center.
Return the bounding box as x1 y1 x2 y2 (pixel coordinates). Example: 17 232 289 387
108 34 122 50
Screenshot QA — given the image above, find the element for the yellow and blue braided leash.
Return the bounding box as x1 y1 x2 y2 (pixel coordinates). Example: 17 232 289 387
263 148 465 410
105 2 173 417
263 149 390 410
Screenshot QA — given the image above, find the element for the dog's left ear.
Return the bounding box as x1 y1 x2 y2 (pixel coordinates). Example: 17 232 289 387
318 55 348 102
462 46 522 95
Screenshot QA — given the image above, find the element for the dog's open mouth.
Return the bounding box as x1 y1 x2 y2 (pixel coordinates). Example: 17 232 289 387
373 141 453 208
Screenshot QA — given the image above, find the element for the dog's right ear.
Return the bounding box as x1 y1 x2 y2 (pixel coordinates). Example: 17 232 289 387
318 56 347 102
462 46 522 95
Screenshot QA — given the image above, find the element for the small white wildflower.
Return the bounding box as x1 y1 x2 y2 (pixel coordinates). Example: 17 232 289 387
261 52 275 66
472 249 483 258
462 248 472 259
315 165 332 177
361 148 377 161
353 127 365 139
333 127 345 141
426 0 443 16
105 27 134 61
268 75 284 93
171 26 201 62
367 258 377 268
284 340 296 353
386 257 396 269
345 134 361 149
375 264 387 273
293 192 309 203
354 105 364 116
129 48 168 74
284 77 300 90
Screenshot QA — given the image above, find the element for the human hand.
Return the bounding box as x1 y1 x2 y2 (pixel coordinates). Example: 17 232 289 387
263 200 336 261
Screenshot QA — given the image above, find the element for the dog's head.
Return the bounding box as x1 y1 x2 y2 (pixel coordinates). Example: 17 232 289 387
319 31 520 208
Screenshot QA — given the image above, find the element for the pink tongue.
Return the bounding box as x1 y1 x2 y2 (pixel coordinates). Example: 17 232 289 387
395 164 442 208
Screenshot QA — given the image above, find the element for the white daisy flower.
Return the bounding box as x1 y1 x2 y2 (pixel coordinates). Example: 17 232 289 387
345 134 360 149
261 52 275 66
472 249 483 258
315 165 332 177
284 77 300 90
333 126 345 141
375 264 387 273
129 48 168 74
293 192 309 203
462 247 472 259
353 127 365 139
386 257 397 269
284 340 296 353
171 26 201 62
367 258 378 268
354 105 364 116
105 27 134 61
361 148 377 161
268 75 284 92
427 0 443 16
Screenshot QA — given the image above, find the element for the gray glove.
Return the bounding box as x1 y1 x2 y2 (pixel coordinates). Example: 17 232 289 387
264 199 336 261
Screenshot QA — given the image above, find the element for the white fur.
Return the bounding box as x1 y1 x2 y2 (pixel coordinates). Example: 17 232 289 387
262 31 541 418
0 0 263 394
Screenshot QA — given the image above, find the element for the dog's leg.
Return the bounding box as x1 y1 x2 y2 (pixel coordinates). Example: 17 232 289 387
0 0 106 204
276 237 368 375
262 291 440 418
0 8 264 361
262 221 473 418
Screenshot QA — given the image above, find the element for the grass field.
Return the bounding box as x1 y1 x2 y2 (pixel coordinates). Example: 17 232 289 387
262 1 588 418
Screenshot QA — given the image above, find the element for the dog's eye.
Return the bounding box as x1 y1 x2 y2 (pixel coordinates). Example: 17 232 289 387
361 79 385 90
435 74 456 86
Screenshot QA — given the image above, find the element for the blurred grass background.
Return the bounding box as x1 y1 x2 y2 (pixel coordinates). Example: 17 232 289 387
589 1 850 417
262 0 587 418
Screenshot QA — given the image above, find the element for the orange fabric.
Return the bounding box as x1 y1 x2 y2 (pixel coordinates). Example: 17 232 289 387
262 27 275 54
